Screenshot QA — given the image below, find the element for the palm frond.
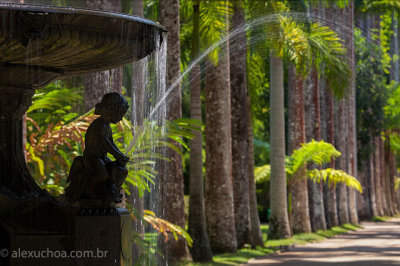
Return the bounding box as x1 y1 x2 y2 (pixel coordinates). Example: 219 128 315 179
199 0 232 64
307 22 351 97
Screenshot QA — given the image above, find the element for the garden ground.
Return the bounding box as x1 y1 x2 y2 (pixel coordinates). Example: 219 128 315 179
245 217 400 265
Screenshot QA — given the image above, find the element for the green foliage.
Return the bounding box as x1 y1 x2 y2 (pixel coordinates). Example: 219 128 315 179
307 23 350 97
121 118 198 198
254 140 359 193
180 0 232 64
355 27 390 163
308 168 363 193
253 138 270 165
286 140 341 177
362 0 400 13
26 83 84 195
254 164 270 183
379 12 393 74
26 85 197 257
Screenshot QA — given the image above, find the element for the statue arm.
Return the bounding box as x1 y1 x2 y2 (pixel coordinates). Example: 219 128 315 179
103 137 127 162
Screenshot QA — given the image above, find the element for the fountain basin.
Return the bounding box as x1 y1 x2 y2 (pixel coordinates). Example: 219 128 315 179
0 3 166 89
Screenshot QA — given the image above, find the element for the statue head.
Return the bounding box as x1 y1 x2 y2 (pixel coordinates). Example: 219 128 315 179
94 92 129 123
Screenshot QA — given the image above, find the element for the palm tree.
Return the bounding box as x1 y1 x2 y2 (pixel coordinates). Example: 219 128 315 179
187 0 213 261
247 96 264 246
288 64 311 234
204 10 238 253
230 0 251 248
264 0 351 237
269 50 292 239
158 0 190 262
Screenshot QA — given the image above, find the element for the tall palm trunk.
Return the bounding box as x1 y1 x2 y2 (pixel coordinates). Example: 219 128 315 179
374 137 384 216
379 138 389 215
322 5 339 228
268 52 291 240
204 28 237 253
334 6 349 225
84 0 122 112
323 88 339 227
384 135 395 216
288 64 311 234
305 67 326 231
188 1 213 262
130 0 145 261
246 96 264 246
335 98 350 224
345 1 359 224
158 0 190 262
369 146 379 217
230 0 250 248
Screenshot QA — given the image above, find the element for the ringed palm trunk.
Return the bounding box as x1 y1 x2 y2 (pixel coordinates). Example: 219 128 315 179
345 1 359 224
369 143 379 217
188 1 213 261
204 40 237 253
322 5 339 228
384 135 395 216
379 138 389 215
130 0 146 261
158 0 190 262
287 64 311 234
335 98 350 224
335 6 349 225
268 51 291 240
230 0 250 248
246 96 264 246
305 67 326 231
374 137 384 216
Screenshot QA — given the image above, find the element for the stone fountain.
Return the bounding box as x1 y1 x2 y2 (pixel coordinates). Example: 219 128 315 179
0 3 165 265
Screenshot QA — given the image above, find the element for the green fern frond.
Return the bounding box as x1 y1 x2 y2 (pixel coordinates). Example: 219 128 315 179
255 164 271 183
288 140 341 177
308 168 362 193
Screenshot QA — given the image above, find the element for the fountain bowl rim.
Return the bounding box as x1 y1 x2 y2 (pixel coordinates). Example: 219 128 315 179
0 3 167 32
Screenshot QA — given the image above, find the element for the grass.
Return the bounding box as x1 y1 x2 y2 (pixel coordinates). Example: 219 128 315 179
178 223 363 266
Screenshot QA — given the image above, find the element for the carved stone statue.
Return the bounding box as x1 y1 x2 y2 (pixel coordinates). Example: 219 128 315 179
65 92 130 205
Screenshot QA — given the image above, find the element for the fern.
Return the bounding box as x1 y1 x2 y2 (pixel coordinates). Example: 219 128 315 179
287 140 341 178
255 140 360 192
308 168 363 193
254 164 271 183
142 210 193 247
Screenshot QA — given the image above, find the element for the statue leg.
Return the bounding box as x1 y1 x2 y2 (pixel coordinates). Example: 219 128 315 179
83 156 109 199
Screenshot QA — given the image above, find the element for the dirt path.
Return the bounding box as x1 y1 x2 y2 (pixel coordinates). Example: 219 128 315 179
244 218 400 266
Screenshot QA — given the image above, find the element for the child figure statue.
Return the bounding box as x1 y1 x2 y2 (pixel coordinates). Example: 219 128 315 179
65 92 130 205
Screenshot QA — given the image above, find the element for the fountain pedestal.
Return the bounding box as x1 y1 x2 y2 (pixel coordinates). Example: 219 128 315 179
75 207 133 266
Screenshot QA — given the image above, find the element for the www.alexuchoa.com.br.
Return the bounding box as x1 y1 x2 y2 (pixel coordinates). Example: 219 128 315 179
0 248 109 259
